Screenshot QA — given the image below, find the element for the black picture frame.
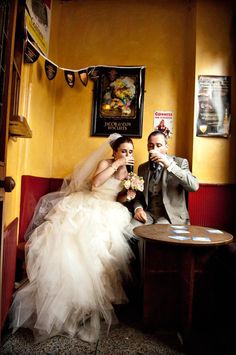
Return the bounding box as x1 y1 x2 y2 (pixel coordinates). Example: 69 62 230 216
90 66 145 137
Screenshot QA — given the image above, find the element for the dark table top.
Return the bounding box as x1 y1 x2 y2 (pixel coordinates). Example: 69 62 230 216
133 224 233 247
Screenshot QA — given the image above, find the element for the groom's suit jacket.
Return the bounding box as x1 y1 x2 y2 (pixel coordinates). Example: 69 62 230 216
134 155 199 225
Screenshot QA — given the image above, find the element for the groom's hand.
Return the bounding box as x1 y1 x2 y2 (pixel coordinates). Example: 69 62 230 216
134 208 147 223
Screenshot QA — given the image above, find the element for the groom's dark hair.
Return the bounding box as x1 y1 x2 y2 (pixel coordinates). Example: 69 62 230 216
148 130 168 145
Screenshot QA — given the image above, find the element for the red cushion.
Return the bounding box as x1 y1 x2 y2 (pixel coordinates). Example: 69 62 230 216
16 241 26 260
49 178 64 192
189 184 236 233
18 175 63 244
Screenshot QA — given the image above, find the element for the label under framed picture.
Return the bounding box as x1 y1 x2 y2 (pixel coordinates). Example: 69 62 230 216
90 65 145 137
196 75 231 138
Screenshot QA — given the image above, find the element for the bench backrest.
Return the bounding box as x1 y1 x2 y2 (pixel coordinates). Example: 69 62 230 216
18 177 236 243
188 184 236 234
18 175 63 243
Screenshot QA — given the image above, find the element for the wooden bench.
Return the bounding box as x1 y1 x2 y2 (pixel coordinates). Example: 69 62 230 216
17 175 63 279
1 218 18 331
16 178 236 277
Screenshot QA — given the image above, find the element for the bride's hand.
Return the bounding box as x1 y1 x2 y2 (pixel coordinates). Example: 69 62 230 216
126 189 136 201
115 156 134 168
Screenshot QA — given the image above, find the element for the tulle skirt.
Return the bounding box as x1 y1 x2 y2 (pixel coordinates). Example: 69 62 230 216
9 190 134 342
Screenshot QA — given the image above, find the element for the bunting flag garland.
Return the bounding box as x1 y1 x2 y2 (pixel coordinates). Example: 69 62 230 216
45 60 57 80
24 40 40 63
64 70 75 88
24 38 93 87
23 38 144 90
78 69 88 87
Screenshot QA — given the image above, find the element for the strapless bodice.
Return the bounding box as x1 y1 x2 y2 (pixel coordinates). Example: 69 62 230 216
91 177 123 201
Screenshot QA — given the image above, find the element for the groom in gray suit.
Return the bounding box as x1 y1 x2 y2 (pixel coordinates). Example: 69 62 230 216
128 131 199 299
132 130 199 227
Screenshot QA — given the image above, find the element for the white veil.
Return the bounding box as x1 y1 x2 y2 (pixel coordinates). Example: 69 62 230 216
24 133 122 241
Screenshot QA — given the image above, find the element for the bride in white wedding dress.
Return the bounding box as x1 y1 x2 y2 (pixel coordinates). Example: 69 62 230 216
9 134 138 343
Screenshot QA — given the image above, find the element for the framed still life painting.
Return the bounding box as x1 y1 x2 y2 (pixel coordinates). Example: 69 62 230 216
90 65 145 137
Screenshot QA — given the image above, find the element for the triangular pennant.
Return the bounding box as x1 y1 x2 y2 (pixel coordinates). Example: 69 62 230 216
24 40 40 63
78 70 88 87
45 60 57 80
88 67 99 81
64 70 75 88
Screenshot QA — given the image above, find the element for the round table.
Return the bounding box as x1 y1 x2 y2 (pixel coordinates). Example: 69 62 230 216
134 224 233 246
133 224 233 331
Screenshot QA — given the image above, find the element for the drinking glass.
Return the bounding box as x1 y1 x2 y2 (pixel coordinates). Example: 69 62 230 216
126 165 133 173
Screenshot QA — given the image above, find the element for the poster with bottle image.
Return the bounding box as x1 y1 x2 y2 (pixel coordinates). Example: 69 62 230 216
196 75 231 137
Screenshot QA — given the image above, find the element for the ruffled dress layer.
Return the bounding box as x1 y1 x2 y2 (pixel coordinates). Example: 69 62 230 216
9 177 133 342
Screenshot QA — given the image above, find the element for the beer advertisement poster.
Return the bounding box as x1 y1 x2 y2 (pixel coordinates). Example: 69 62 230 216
25 0 52 55
196 75 231 137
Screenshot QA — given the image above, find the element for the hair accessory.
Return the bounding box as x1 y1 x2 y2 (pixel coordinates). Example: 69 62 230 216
108 133 122 148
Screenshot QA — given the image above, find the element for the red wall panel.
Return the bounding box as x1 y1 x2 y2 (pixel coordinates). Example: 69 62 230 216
188 184 236 235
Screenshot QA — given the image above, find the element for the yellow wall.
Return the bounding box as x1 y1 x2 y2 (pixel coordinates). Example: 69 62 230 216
52 0 196 176
4 0 236 227
192 0 236 183
5 56 56 225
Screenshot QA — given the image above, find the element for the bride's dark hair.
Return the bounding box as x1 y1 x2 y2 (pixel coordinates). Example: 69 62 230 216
110 136 133 151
